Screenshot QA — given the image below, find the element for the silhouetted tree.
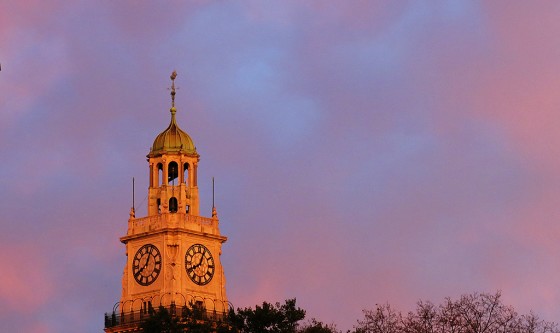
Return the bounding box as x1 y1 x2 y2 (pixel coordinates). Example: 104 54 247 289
180 302 214 333
141 306 184 333
402 301 437 333
140 299 308 333
354 292 560 333
232 298 306 333
299 318 341 333
140 302 234 333
355 303 402 333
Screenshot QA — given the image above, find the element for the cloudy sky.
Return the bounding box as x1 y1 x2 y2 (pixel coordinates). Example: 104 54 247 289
2 1 560 332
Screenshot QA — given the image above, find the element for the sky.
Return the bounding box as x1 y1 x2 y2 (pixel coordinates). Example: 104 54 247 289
2 1 560 332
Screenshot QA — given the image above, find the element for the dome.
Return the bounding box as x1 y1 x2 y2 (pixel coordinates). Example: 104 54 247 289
149 107 197 157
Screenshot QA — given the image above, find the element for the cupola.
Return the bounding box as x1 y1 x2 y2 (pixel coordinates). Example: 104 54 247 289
148 70 197 158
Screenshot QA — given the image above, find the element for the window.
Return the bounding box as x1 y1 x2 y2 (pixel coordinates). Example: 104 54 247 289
169 197 178 213
157 163 163 187
183 163 190 185
168 162 178 185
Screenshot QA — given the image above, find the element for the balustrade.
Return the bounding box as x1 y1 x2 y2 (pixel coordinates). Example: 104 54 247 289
128 213 216 235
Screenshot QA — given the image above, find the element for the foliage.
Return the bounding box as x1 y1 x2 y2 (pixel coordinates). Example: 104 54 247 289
139 293 557 333
232 298 306 333
141 306 184 333
355 303 402 333
140 298 312 333
353 291 560 333
140 303 234 333
299 318 341 333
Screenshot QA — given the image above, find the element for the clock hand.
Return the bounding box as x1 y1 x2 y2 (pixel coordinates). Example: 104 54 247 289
145 254 151 269
195 252 205 269
137 262 147 274
139 253 151 273
198 250 205 266
190 252 205 271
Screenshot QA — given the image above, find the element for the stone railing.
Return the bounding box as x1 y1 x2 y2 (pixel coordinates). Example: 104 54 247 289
128 213 218 235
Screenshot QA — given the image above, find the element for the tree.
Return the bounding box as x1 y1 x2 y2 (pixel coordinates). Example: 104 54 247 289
232 298 306 333
355 303 402 333
354 292 560 333
402 301 437 333
140 299 307 333
140 303 234 333
141 306 184 333
299 318 341 333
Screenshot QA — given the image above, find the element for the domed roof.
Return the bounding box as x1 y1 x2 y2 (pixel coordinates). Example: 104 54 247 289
148 70 197 158
149 107 197 157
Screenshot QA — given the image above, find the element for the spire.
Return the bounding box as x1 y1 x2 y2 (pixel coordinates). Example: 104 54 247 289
170 70 177 111
149 70 197 157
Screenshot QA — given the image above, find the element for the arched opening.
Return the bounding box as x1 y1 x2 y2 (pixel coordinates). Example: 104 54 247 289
149 164 154 188
169 197 178 213
157 163 163 187
168 162 178 185
157 199 161 214
183 163 189 185
185 205 190 214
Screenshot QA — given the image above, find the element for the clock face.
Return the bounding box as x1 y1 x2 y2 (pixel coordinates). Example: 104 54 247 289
185 244 215 285
132 244 162 286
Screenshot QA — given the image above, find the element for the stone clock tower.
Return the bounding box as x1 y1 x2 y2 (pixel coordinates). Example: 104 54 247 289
105 71 228 332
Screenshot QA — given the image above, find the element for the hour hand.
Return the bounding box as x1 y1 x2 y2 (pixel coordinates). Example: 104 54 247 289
135 264 146 276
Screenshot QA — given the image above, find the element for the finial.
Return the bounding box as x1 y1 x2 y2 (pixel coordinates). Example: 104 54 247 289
170 70 177 110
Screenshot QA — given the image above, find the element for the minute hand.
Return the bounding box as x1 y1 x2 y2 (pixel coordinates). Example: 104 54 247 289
194 252 205 269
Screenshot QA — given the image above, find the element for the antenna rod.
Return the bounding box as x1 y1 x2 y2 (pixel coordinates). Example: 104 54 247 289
212 177 215 208
132 177 135 210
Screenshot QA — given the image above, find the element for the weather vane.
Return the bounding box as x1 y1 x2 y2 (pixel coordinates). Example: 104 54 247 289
170 70 178 108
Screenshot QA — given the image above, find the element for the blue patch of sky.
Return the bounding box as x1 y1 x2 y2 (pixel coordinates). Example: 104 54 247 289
325 1 485 103
263 94 320 148
232 53 278 95
374 0 485 50
437 0 481 21
167 2 321 150
338 100 525 220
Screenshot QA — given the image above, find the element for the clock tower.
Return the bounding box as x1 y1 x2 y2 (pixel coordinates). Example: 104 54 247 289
105 71 229 332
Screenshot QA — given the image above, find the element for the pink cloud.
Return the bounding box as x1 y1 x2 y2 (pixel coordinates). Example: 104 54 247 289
0 242 54 312
440 3 560 168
